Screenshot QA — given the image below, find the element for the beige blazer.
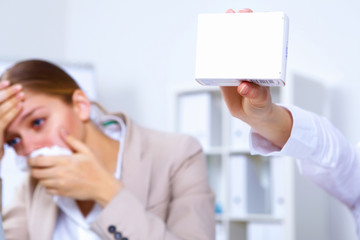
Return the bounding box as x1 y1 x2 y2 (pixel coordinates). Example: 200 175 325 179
2 113 215 240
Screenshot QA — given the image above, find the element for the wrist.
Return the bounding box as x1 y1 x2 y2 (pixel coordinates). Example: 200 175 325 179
95 175 123 208
243 103 277 127
248 104 293 148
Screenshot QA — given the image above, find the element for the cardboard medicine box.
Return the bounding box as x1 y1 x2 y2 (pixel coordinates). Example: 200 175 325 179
195 12 289 87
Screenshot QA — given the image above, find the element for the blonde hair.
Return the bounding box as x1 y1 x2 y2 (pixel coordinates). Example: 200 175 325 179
0 59 81 104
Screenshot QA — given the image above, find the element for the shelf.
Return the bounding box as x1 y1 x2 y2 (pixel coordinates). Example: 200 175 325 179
204 147 224 155
227 147 251 154
173 85 290 240
172 75 332 240
228 214 283 223
204 147 252 155
215 214 283 223
216 215 226 222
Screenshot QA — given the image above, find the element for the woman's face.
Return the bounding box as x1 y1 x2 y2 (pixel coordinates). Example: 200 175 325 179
4 91 86 157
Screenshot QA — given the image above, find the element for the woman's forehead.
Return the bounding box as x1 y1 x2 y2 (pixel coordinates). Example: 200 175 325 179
6 93 67 132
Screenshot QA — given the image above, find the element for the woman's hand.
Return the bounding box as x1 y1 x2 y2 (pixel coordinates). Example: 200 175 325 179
220 8 293 148
220 82 273 125
28 130 123 208
0 80 24 159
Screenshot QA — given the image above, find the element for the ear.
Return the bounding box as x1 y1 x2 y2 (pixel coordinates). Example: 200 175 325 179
71 89 91 121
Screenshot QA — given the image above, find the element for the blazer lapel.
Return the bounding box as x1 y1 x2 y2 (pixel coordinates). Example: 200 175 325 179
29 183 58 240
117 113 151 206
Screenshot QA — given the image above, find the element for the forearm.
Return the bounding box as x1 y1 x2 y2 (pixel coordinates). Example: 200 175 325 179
250 104 360 208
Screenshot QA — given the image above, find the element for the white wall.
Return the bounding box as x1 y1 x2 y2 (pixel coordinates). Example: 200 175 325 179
62 0 360 135
0 0 67 60
1 0 360 239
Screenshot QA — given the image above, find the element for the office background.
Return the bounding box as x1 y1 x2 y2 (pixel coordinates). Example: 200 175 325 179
0 0 360 239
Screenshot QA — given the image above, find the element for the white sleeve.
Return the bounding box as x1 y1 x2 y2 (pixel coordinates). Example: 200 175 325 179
249 104 360 209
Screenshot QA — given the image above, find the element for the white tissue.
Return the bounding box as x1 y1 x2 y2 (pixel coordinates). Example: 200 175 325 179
15 146 73 172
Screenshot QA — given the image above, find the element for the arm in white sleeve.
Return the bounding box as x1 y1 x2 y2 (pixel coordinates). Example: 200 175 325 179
250 104 360 210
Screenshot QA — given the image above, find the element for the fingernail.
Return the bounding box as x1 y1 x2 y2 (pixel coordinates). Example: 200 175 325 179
238 8 253 13
12 84 22 91
16 91 25 100
1 80 10 88
239 84 249 95
16 102 23 109
226 9 236 13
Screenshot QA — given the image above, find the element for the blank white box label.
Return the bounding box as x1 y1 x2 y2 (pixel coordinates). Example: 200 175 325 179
195 12 289 87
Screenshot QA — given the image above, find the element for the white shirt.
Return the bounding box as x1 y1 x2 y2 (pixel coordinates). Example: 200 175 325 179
52 115 127 240
249 104 360 238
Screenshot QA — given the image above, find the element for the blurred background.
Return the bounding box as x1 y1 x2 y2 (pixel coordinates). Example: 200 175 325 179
0 0 360 239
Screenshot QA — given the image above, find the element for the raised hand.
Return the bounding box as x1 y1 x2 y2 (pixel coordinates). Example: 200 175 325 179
221 8 293 148
0 81 24 158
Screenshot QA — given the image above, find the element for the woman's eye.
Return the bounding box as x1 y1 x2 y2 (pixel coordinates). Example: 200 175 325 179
32 118 45 128
7 137 20 147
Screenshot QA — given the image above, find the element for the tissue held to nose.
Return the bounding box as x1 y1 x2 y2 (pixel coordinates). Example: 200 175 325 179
15 145 72 172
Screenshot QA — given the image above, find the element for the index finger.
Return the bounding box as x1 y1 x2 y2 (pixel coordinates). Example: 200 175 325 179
60 128 90 154
28 155 59 168
0 80 10 89
0 83 23 104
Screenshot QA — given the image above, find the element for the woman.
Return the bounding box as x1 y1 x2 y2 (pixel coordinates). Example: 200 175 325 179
0 59 215 240
221 11 360 236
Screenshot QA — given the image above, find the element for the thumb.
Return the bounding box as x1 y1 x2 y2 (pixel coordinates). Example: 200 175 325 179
237 81 271 107
60 128 89 154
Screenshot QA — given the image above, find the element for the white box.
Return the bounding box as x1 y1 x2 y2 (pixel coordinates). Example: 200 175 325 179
195 12 289 87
